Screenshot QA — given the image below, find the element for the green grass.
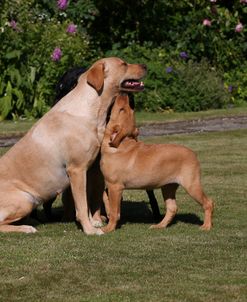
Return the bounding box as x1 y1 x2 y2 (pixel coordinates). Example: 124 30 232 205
0 120 35 136
0 129 246 302
136 106 247 124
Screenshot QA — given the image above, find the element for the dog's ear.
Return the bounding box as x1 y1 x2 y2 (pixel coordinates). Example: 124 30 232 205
87 62 105 94
109 125 125 148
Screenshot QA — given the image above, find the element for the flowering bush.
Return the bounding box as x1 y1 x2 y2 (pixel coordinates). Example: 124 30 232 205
0 0 95 119
0 0 246 118
93 0 247 110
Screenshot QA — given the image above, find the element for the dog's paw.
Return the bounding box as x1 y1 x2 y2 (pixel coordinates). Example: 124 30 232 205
149 224 158 229
100 225 116 234
83 226 104 235
91 219 104 228
149 223 167 229
200 223 212 231
96 228 104 235
22 225 38 233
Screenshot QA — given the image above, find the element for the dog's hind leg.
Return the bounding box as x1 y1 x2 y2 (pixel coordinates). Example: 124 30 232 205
62 187 75 222
184 183 213 230
0 224 37 233
181 173 214 230
0 191 37 233
150 183 179 229
146 190 161 221
43 197 57 221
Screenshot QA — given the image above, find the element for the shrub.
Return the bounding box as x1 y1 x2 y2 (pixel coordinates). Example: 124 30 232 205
97 0 246 112
107 45 230 112
0 0 93 120
166 60 230 112
224 64 247 107
90 0 247 70
0 0 246 118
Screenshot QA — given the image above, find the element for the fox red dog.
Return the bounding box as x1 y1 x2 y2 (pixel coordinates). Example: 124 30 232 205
100 94 214 233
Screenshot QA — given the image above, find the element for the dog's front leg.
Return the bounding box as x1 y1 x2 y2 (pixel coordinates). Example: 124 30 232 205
101 184 123 233
67 165 103 235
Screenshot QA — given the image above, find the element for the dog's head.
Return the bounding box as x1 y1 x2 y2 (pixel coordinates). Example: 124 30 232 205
107 93 139 148
86 57 147 95
55 67 86 102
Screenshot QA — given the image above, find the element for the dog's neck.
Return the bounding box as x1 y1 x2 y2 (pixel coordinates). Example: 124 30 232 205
96 93 118 143
96 111 109 143
54 82 117 143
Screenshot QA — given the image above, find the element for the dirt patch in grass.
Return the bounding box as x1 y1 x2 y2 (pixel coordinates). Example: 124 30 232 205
0 134 24 147
139 114 247 137
0 115 247 147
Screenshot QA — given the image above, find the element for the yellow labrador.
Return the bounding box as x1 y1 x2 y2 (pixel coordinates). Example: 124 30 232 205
0 57 146 234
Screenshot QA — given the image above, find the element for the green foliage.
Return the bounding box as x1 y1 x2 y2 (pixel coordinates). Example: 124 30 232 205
224 64 247 107
0 0 246 118
0 0 93 119
107 45 230 112
90 0 247 68
163 60 230 112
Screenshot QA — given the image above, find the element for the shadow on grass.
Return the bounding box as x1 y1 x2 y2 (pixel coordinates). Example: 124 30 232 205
121 200 157 224
25 207 64 225
18 200 203 229
119 200 203 227
172 213 203 227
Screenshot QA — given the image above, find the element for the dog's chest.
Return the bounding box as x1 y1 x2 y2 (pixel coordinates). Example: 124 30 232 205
100 149 133 182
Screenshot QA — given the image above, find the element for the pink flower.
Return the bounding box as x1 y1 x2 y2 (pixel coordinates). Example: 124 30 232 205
9 20 18 30
57 0 68 10
203 19 212 27
51 47 62 61
67 23 77 34
240 0 247 4
235 23 243 32
210 0 217 2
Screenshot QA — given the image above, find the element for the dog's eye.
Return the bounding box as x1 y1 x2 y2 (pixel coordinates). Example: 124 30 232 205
119 108 125 113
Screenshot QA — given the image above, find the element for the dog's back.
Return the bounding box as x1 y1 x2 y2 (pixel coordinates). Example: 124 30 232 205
101 137 199 189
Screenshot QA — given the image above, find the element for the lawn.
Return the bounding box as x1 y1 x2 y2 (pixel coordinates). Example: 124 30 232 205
136 105 247 124
0 127 246 301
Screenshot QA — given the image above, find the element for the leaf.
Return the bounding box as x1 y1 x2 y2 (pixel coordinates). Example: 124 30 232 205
0 77 5 95
0 94 12 119
0 81 14 119
5 50 21 59
6 81 13 97
9 68 22 87
30 66 36 84
13 88 24 110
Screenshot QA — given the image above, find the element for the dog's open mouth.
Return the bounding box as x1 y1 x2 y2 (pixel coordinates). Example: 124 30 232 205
121 79 145 92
